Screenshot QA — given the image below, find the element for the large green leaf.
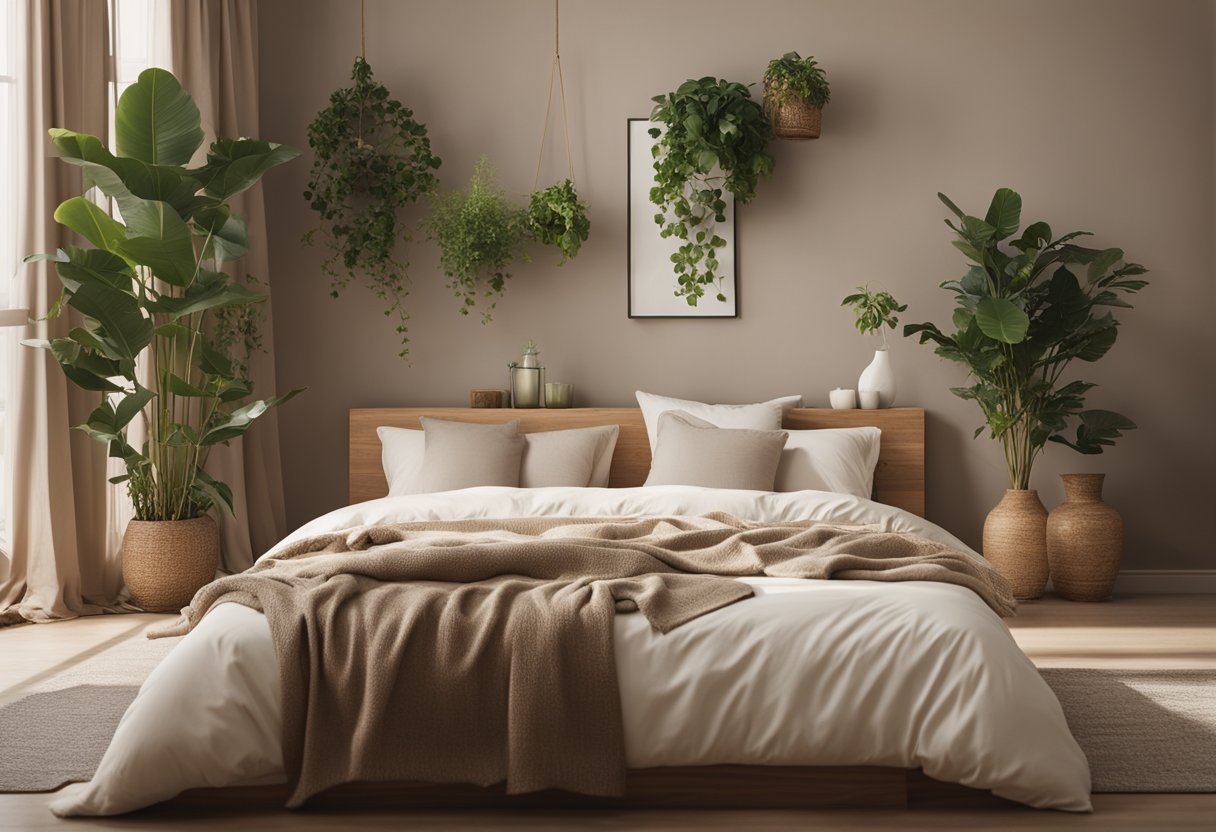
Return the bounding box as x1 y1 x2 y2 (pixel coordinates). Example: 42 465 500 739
50 128 200 216
54 246 135 294
53 197 128 253
65 282 153 362
149 279 265 319
116 198 198 286
191 203 249 262
200 388 303 445
192 139 300 201
115 68 204 166
983 188 1022 240
974 296 1029 344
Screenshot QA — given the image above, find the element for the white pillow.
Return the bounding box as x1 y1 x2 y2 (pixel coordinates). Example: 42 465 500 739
635 391 803 453
377 424 620 494
775 427 882 499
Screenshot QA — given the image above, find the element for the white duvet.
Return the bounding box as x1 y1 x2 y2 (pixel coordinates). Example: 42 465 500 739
52 486 1091 815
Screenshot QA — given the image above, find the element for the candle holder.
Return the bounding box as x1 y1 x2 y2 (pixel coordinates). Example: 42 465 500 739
545 382 573 408
508 341 545 408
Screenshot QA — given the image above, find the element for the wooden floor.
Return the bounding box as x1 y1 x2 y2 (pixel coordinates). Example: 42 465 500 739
1 595 1213 830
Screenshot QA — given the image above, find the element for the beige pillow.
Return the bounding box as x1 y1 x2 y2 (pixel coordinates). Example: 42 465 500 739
521 425 620 488
644 411 789 491
413 417 525 493
379 424 619 493
635 390 802 453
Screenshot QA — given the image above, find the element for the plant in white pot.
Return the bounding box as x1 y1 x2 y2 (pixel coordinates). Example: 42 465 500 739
841 286 906 408
904 188 1147 599
26 68 301 611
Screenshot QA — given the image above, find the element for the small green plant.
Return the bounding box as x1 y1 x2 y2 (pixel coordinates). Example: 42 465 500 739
424 156 529 322
526 179 589 262
904 188 1148 489
841 286 907 349
763 51 831 111
649 77 774 305
303 57 442 359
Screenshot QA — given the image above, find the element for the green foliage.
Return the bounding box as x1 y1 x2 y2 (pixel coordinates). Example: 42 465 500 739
303 57 442 359
904 188 1148 489
649 77 775 305
841 286 906 348
424 157 528 322
28 68 302 521
526 179 589 262
763 51 831 110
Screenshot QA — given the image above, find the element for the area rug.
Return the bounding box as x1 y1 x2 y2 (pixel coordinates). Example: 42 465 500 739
1 644 1212 793
1038 669 1216 793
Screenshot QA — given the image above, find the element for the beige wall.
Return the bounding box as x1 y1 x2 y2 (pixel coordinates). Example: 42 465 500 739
258 0 1215 570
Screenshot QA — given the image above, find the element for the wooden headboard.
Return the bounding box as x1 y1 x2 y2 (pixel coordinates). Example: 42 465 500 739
349 407 926 516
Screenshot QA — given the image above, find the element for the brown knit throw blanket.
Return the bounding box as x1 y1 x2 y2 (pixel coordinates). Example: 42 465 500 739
151 514 1014 807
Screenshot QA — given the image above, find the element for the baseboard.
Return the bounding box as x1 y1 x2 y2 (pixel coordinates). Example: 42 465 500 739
1114 570 1216 594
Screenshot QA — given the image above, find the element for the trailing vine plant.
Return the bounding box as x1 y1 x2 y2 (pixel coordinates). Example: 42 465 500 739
424 156 529 322
302 57 441 359
649 77 775 305
763 51 831 112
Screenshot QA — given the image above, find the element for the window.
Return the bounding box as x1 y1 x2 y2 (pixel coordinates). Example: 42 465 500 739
0 0 20 553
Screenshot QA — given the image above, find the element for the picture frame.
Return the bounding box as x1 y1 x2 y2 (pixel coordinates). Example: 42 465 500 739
626 118 739 319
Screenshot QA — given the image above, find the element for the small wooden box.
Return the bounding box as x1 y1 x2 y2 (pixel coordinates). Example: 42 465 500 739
469 389 505 408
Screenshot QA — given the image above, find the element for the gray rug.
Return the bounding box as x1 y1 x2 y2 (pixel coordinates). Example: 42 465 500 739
0 668 1212 793
0 685 140 792
1039 669 1216 793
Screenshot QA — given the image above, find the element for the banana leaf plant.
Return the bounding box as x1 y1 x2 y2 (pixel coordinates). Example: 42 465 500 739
904 188 1148 489
26 68 301 521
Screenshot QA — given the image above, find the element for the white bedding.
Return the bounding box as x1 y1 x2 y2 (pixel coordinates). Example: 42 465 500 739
53 486 1091 815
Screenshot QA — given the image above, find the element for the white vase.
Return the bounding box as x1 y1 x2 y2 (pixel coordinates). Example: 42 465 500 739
858 348 896 408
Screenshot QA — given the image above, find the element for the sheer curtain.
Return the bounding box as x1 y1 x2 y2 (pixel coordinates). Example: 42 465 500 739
0 0 125 624
167 0 289 571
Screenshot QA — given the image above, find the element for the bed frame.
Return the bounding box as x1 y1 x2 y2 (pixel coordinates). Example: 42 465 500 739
166 406 1011 813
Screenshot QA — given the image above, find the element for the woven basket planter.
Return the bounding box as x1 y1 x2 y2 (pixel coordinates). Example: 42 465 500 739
763 81 822 140
983 489 1049 600
122 515 219 612
1047 474 1123 602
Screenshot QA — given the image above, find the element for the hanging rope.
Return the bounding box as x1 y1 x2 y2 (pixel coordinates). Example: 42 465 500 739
360 0 366 59
533 0 575 190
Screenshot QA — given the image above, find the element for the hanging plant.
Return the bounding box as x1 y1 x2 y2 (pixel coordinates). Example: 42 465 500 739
526 179 589 262
302 56 441 359
762 51 830 140
649 77 774 305
424 156 529 322
525 0 590 264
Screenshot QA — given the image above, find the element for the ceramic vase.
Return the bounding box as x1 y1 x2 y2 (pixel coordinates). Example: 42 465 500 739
1047 474 1123 602
123 515 218 612
858 348 896 408
983 489 1049 600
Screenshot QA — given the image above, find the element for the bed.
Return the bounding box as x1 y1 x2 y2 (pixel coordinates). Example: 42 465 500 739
51 406 1091 816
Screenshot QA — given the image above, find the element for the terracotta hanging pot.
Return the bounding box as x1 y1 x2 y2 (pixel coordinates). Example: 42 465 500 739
1047 473 1123 602
122 516 219 612
983 489 1049 600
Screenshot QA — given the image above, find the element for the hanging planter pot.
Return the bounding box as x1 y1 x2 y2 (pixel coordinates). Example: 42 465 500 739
762 51 830 141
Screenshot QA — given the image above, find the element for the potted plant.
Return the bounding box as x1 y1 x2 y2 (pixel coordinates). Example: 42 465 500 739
649 77 774 305
905 188 1147 599
526 179 590 262
27 68 301 611
303 57 442 360
841 286 906 408
424 156 529 322
762 51 830 140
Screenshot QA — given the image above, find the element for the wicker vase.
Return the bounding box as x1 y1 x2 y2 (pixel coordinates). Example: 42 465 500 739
1047 474 1122 602
983 489 1049 600
122 516 219 612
